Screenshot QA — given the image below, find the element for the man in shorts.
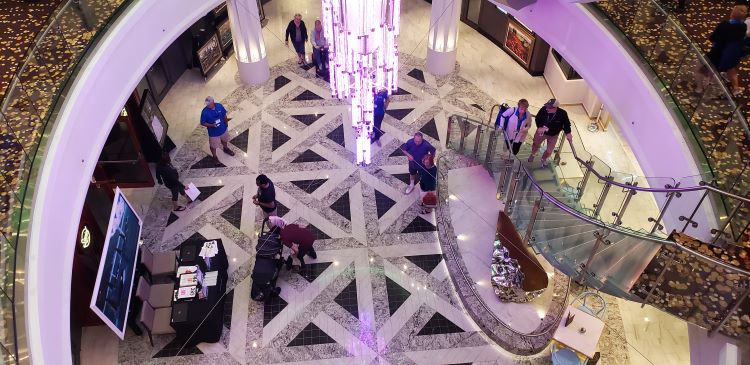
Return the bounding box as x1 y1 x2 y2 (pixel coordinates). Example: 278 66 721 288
253 174 277 217
401 132 436 194
200 96 235 166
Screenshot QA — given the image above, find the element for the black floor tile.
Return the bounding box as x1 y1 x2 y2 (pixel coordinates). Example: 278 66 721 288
385 277 411 316
391 173 411 185
197 185 223 202
305 224 331 240
401 216 437 233
392 87 411 95
263 295 288 326
291 114 325 126
220 199 243 229
152 337 203 358
405 254 443 274
470 103 485 111
223 289 234 329
334 279 359 319
182 232 207 245
420 118 440 141
290 179 327 193
390 147 406 157
374 190 396 218
287 323 336 346
417 312 464 336
276 201 290 218
291 89 324 101
166 212 178 226
272 128 291 151
407 68 425 83
274 75 291 91
386 108 415 121
329 191 351 221
298 262 332 282
291 149 328 163
230 129 249 152
326 124 345 147
191 155 225 169
300 63 315 71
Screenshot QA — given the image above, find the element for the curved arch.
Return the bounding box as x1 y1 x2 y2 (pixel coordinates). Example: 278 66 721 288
27 0 222 363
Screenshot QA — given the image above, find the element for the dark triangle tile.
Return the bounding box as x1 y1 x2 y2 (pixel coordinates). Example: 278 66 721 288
385 108 414 121
385 277 411 316
153 336 203 357
392 173 411 185
191 155 225 169
220 199 243 229
390 147 405 157
197 185 223 201
263 295 288 326
401 216 437 233
326 124 345 147
166 212 179 226
272 128 291 151
420 118 440 141
230 129 249 152
276 201 290 217
392 87 411 95
274 75 291 91
291 89 324 101
405 254 443 274
330 191 351 221
407 68 425 83
291 114 325 126
298 262 332 282
287 323 336 346
179 232 207 249
291 149 328 163
305 224 331 240
417 312 464 336
290 179 327 193
470 103 485 111
374 190 396 219
223 290 234 329
300 63 315 71
334 279 359 319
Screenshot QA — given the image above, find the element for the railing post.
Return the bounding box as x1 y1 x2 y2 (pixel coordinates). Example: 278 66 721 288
640 248 676 308
445 115 454 148
578 229 610 283
523 195 544 246
612 182 637 225
553 134 565 165
504 164 522 214
473 124 483 159
648 182 681 235
593 178 613 218
484 129 497 168
709 284 750 337
458 117 467 153
711 201 744 246
577 159 594 200
680 188 709 232
497 157 513 200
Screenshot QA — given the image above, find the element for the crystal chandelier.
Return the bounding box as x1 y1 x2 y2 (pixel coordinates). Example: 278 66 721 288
321 0 401 165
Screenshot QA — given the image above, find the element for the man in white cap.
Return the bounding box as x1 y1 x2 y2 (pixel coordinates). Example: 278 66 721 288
528 98 572 168
200 96 234 165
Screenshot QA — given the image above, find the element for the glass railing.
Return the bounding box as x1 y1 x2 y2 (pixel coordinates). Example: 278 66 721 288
591 0 750 247
0 0 130 362
446 113 750 338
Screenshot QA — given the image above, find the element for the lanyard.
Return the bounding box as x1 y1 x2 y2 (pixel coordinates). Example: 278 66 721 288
546 111 558 125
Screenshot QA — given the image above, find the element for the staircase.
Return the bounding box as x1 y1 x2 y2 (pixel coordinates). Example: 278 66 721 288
445 111 750 339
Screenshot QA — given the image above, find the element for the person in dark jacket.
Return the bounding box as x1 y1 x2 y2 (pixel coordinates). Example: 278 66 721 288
155 153 191 211
417 154 438 214
371 89 390 147
285 13 308 65
695 5 748 95
528 99 572 168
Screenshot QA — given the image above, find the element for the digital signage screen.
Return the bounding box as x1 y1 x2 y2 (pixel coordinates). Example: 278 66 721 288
89 188 143 339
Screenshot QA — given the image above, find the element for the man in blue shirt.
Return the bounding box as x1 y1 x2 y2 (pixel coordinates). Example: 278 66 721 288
401 132 436 194
200 96 234 165
371 89 389 147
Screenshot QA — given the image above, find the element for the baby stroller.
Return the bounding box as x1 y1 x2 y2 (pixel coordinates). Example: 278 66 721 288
251 218 284 302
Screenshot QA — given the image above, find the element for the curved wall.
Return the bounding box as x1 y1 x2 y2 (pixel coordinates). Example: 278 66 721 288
492 0 713 239
26 0 222 363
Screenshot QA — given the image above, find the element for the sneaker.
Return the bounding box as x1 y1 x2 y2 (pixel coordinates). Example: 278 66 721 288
527 155 535 163
404 185 415 194
541 159 548 168
285 256 293 270
223 147 235 156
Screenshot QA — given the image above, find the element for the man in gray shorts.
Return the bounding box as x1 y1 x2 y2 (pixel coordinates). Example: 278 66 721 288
200 96 235 166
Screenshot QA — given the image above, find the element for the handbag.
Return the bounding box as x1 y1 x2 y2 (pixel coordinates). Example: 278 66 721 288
422 192 437 206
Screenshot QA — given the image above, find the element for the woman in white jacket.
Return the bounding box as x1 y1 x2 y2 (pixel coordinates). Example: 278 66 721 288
499 99 531 155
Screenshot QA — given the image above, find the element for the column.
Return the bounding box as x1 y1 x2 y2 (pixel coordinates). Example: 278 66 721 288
227 0 270 85
425 0 461 76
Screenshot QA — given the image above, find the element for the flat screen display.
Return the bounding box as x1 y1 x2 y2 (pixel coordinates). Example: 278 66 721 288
89 188 142 339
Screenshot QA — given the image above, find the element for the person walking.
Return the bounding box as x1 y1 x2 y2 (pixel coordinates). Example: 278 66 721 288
372 89 390 147
401 132 436 194
417 154 438 214
155 153 192 211
528 99 572 168
253 174 277 217
695 5 748 95
285 13 308 66
498 98 531 155
310 19 329 74
200 96 235 166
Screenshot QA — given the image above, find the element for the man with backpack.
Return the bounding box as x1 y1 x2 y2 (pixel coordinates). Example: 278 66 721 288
495 99 531 155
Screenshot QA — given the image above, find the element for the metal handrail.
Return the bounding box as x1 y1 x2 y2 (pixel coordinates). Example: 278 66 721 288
451 114 750 277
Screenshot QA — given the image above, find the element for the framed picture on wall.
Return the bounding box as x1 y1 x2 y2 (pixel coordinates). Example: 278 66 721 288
503 18 535 67
139 89 169 147
217 18 232 50
212 2 227 17
197 34 223 76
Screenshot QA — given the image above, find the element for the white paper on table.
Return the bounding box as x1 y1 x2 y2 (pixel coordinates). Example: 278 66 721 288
177 286 197 299
150 115 164 142
185 183 201 201
180 273 198 287
176 265 199 277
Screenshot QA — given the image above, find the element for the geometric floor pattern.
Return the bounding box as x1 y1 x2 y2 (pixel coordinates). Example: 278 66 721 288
118 55 548 364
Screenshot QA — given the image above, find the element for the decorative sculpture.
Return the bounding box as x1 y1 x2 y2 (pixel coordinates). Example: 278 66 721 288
491 240 544 302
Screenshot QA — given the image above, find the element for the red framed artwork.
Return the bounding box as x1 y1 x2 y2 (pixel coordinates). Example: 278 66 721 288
503 18 535 67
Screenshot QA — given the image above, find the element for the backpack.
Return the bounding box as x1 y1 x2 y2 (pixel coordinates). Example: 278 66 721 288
494 103 511 129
